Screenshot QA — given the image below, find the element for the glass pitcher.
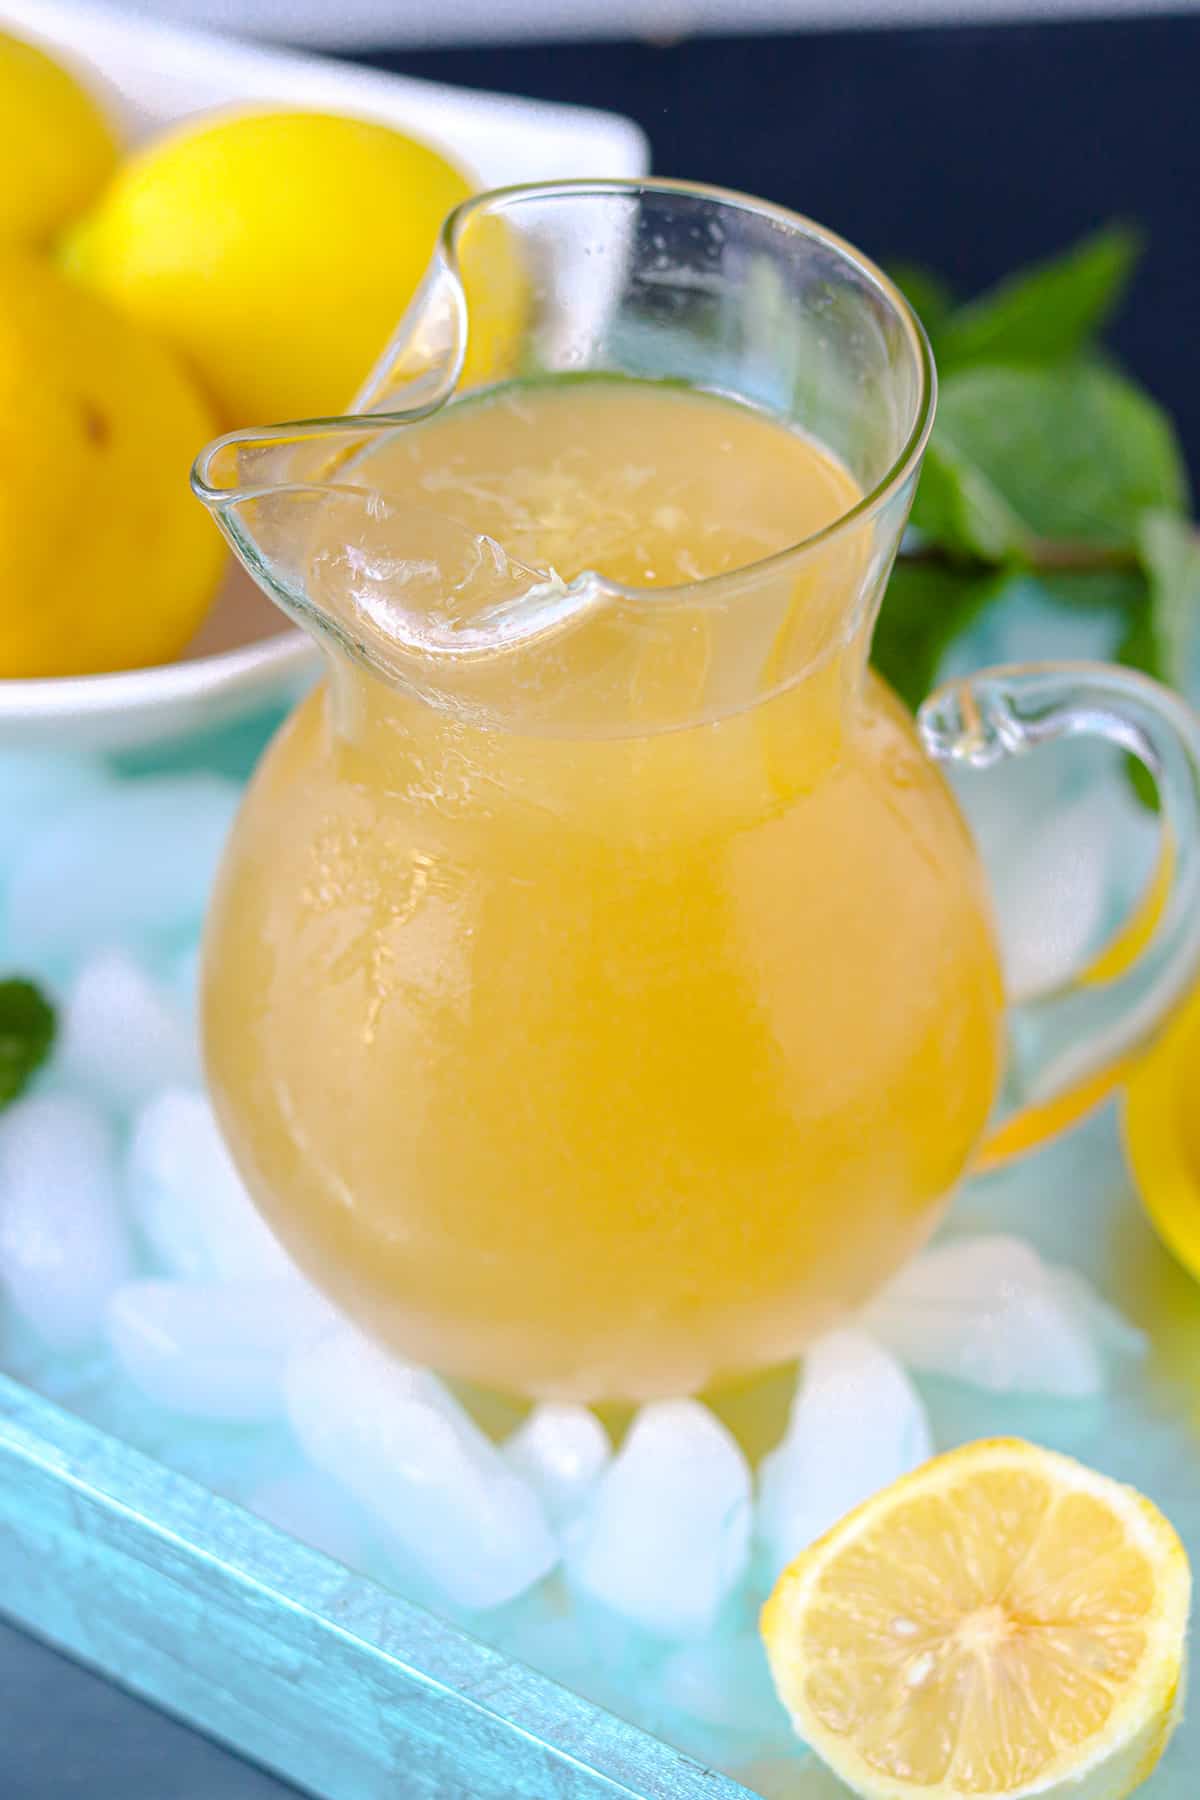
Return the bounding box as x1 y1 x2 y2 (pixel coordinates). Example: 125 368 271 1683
193 180 1200 1403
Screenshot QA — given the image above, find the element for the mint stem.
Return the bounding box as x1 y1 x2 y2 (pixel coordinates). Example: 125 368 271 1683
898 537 1141 576
900 522 1200 577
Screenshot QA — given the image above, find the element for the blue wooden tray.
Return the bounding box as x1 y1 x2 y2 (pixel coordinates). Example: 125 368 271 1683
0 1366 744 1800
1 1103 1198 1800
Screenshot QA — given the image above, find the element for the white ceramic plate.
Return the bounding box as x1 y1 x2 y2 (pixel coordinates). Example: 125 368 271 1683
0 0 648 752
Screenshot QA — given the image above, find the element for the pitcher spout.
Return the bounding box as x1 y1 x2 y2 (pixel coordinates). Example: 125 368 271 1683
188 197 590 675
192 428 591 680
189 179 931 737
190 229 474 504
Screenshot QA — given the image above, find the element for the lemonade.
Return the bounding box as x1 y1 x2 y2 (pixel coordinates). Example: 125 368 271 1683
203 377 1005 1401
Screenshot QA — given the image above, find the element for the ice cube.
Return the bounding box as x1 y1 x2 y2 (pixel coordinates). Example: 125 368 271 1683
757 1330 933 1581
655 1631 793 1745
285 1329 558 1612
245 1470 372 1570
60 948 199 1114
127 1087 296 1283
107 1278 336 1421
5 774 239 961
859 1234 1143 1397
0 750 112 867
986 785 1158 1003
565 1400 752 1640
503 1405 611 1527
0 1094 131 1351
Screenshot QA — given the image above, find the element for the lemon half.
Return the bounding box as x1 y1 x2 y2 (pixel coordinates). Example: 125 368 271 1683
1124 984 1200 1285
762 1438 1189 1800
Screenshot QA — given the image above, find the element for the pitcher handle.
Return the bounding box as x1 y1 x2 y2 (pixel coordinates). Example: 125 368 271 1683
919 661 1200 1169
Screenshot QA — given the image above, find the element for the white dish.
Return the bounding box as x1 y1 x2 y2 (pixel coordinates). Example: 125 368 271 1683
0 0 648 752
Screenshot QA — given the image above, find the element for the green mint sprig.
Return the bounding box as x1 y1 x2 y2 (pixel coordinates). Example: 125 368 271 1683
0 978 56 1109
877 226 1198 725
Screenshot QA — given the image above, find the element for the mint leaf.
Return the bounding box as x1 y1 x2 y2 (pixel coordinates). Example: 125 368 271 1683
936 225 1141 372
911 439 1032 561
871 562 1001 710
0 978 56 1108
1116 585 1172 809
926 364 1189 553
1118 605 1161 680
1138 509 1200 691
1032 567 1149 614
889 263 955 343
878 227 1195 781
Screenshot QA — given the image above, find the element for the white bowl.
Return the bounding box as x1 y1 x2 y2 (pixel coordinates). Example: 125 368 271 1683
0 0 648 752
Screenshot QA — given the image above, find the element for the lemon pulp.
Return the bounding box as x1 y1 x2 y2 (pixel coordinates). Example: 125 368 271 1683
763 1439 1189 1799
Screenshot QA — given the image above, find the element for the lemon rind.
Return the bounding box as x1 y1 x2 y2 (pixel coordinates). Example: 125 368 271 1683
1123 1011 1200 1284
762 1438 1190 1800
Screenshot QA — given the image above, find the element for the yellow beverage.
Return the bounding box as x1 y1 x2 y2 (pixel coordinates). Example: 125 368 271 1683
203 378 1005 1401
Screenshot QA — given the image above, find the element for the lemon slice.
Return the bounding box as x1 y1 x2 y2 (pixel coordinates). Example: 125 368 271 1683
761 1438 1189 1799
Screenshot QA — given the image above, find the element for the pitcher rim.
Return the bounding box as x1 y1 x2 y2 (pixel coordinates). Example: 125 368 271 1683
445 176 937 582
192 176 936 602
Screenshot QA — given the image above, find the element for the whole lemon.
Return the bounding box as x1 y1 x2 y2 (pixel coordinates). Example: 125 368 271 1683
0 31 117 245
64 109 505 428
0 253 224 678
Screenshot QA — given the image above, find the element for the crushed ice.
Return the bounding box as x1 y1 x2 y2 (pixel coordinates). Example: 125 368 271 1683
127 1086 301 1284
285 1328 558 1612
859 1233 1145 1397
62 948 199 1110
0 737 1154 1769
503 1402 612 1526
0 1093 130 1351
564 1399 752 1639
757 1329 933 1580
108 1277 335 1421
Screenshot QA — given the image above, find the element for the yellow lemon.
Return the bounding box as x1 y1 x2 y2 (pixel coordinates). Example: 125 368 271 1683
762 1438 1189 1800
63 109 520 429
0 252 224 678
0 30 117 245
1124 981 1200 1284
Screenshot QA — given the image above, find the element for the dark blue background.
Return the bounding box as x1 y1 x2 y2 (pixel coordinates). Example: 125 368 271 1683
3 13 1198 1795
388 12 1200 482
